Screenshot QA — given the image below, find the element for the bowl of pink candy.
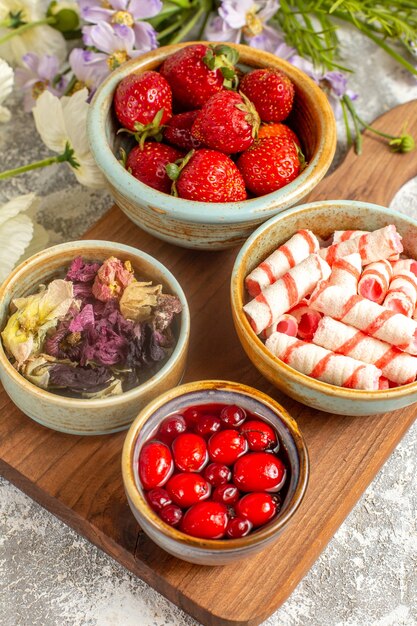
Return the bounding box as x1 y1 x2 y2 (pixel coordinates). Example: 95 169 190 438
231 200 417 416
122 380 308 565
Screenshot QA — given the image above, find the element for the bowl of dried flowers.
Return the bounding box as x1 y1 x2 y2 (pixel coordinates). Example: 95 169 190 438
0 240 189 435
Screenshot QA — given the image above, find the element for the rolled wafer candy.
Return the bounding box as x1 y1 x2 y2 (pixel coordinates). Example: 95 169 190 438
265 331 382 390
290 300 323 341
312 316 417 385
357 259 392 304
333 230 399 261
262 314 298 339
245 229 319 297
391 258 417 277
383 269 417 317
320 225 403 266
332 230 369 243
244 254 331 335
328 253 362 293
309 283 417 354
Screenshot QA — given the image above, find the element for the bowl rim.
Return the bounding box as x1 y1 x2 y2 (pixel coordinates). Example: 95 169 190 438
87 41 337 223
0 239 190 408
122 379 309 551
231 199 417 401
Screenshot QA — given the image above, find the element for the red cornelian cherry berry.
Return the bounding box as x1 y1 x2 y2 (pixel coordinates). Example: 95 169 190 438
181 501 229 539
233 452 286 492
226 516 252 539
207 429 248 465
220 404 246 427
166 473 211 508
146 488 172 512
158 414 187 444
139 441 174 490
235 492 278 527
182 406 202 429
212 483 240 505
195 414 222 437
172 433 208 472
240 419 277 451
160 504 183 527
203 462 232 486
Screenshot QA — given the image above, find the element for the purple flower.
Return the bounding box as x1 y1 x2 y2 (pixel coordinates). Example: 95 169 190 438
205 0 280 50
69 304 95 333
290 56 358 118
69 49 109 94
80 0 159 52
49 363 114 394
81 22 147 77
15 53 68 112
65 256 101 302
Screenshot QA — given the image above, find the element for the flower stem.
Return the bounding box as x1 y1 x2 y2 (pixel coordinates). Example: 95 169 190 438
331 10 417 77
0 17 56 45
342 95 415 154
168 5 205 44
0 147 73 181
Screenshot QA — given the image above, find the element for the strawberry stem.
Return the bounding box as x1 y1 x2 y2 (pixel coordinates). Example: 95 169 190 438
166 150 195 196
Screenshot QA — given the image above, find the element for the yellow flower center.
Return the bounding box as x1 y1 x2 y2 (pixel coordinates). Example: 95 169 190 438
106 50 129 71
32 80 47 100
72 80 86 93
111 10 134 26
242 8 264 38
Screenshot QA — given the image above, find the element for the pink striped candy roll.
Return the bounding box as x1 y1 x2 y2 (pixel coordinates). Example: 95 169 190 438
265 332 382 390
320 225 403 266
328 253 362 293
309 283 417 354
245 229 319 297
391 258 417 277
289 300 323 341
312 316 417 385
262 314 298 339
333 230 399 261
243 254 331 335
332 230 369 243
383 269 417 317
357 259 392 304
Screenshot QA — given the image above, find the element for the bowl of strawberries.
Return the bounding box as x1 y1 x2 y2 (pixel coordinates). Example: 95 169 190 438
88 42 336 250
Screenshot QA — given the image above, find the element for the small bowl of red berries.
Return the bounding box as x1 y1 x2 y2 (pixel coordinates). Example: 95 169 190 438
88 42 336 250
121 379 309 565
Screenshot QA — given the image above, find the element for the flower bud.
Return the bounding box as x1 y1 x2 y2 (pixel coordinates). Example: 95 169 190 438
47 1 80 33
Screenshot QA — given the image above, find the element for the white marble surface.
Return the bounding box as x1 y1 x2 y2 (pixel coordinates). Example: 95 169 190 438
1 26 417 626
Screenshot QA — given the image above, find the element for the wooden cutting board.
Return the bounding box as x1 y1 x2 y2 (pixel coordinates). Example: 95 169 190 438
1 101 417 626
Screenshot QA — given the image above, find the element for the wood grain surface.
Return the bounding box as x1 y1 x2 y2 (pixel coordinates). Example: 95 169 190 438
1 101 417 626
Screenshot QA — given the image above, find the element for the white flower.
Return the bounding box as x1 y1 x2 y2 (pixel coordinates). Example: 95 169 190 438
32 88 106 189
0 193 46 283
0 58 13 122
0 0 66 66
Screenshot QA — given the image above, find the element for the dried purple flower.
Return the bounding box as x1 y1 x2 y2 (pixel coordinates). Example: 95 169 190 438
49 362 114 393
153 293 182 331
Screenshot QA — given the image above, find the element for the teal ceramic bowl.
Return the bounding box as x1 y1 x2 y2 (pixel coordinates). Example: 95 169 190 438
231 200 417 416
0 241 190 435
122 380 309 565
87 42 336 250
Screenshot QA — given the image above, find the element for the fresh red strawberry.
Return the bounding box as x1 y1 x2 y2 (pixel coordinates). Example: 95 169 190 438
160 43 239 110
240 69 295 122
258 122 301 147
167 149 247 202
164 111 205 151
126 142 184 194
191 91 259 154
114 71 172 143
237 137 301 196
